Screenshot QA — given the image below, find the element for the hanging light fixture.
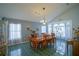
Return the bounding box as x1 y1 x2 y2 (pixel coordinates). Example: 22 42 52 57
40 7 47 25
42 15 47 25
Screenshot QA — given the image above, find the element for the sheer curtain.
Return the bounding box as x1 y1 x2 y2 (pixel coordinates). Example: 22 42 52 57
9 23 21 45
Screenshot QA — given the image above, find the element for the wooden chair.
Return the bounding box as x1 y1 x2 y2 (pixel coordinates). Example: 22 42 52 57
41 39 47 48
47 37 52 46
31 38 39 50
46 33 56 48
41 34 47 48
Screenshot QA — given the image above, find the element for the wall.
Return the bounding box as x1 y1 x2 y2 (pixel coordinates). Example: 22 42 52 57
50 4 79 38
1 4 79 41
57 5 79 28
7 18 41 41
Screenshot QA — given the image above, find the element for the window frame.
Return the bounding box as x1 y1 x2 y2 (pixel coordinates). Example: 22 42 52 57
9 23 21 40
41 25 46 33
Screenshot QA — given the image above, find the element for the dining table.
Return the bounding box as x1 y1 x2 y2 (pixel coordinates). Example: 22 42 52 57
36 36 54 48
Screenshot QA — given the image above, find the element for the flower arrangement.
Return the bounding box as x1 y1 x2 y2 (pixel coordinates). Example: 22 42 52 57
73 27 79 38
26 27 39 34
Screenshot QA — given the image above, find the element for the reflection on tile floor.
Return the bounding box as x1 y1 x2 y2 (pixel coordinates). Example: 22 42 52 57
7 40 72 56
55 39 67 55
8 43 56 56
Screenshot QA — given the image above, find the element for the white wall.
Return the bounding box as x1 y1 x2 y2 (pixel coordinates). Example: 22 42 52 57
58 5 79 28
50 4 79 38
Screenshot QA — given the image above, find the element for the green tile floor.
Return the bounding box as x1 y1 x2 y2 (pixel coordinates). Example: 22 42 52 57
7 40 72 56
7 42 62 56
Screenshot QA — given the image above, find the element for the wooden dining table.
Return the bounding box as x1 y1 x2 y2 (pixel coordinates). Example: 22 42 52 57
35 36 54 48
36 37 44 48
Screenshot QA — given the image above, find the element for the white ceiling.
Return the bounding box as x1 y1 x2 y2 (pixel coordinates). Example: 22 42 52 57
0 3 77 22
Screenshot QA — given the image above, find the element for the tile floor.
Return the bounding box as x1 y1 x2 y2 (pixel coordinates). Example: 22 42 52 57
7 40 72 56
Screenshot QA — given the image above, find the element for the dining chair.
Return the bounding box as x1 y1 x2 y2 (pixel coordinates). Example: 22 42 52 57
31 38 39 50
41 37 47 48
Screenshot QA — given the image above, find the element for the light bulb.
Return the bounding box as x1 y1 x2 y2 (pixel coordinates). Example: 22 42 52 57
43 22 46 25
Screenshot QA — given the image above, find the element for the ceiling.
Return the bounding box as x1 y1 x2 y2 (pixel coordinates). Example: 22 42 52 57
0 3 77 22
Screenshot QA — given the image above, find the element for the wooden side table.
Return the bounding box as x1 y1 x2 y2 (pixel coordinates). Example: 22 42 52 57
67 40 79 56
67 40 74 56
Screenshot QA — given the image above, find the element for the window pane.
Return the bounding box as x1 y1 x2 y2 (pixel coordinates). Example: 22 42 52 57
9 32 13 40
16 32 21 39
17 24 21 31
9 23 21 40
9 24 14 31
41 26 46 33
48 24 52 34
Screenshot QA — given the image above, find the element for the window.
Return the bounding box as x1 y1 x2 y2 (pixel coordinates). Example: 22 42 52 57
41 26 46 33
48 24 52 34
9 23 21 40
53 23 65 38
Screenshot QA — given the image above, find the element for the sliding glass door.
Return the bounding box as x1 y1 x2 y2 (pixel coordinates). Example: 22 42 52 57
53 21 72 55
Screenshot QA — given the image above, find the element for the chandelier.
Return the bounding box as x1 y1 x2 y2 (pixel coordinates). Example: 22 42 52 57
40 7 47 25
